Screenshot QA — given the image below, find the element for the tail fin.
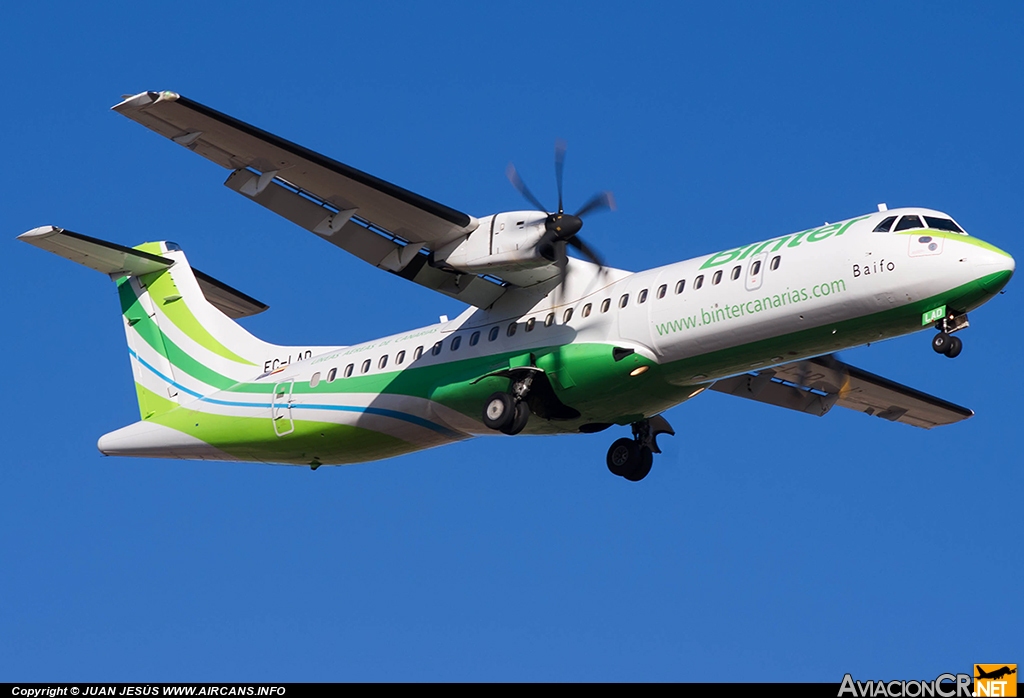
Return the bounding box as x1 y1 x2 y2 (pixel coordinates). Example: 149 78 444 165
19 226 338 420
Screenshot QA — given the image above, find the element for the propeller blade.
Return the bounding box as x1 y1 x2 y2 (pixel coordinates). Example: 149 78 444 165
567 235 605 269
506 163 549 213
554 139 567 214
574 190 616 218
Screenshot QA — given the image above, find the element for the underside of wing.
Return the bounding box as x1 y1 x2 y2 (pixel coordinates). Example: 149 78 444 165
113 91 507 308
710 355 973 429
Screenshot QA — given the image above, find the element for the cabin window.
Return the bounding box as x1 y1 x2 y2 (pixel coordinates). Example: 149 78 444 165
894 215 924 232
470 331 480 346
731 265 741 281
413 346 423 360
694 275 704 290
361 359 371 374
873 215 897 233
544 313 555 327
507 322 517 337
675 280 685 294
489 326 500 341
309 372 321 388
712 270 723 285
431 341 443 356
582 303 592 317
344 363 354 378
525 317 536 331
750 260 761 275
657 284 667 299
451 336 461 351
327 367 337 383
563 308 573 323
638 289 648 304
619 294 629 308
923 216 965 233
396 350 406 365
770 256 781 271
600 298 611 313
378 355 388 369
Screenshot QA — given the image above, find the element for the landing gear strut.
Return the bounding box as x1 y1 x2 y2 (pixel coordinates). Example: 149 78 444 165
605 416 675 482
932 311 968 359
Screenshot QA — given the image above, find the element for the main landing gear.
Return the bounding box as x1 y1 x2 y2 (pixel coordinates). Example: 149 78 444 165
482 373 534 436
932 311 969 359
606 416 675 483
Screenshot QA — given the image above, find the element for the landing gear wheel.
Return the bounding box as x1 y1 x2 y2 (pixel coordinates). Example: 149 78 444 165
500 401 530 435
483 392 515 431
932 332 951 355
607 438 638 477
945 335 963 358
623 446 653 482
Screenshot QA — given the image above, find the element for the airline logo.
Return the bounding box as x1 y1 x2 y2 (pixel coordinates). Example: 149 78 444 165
975 665 1017 697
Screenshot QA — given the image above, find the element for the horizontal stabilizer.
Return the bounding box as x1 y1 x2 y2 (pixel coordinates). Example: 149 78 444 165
192 267 268 319
711 355 973 429
18 226 173 276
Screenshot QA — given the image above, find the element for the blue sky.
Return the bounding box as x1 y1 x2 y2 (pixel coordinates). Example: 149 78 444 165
1 1 1020 681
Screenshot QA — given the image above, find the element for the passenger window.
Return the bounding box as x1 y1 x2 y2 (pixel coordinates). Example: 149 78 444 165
770 256 781 271
600 298 611 313
470 331 480 346
638 289 648 304
396 350 405 365
431 341 442 356
489 326 500 341
525 318 536 331
413 346 423 360
582 303 592 318
675 280 685 294
619 294 629 308
327 367 337 383
344 363 354 378
657 284 667 299
451 336 461 351
379 355 388 369
894 215 924 232
507 322 517 337
361 359 371 374
923 216 965 233
712 270 722 285
694 275 704 289
563 308 573 323
544 313 555 327
751 260 761 275
731 265 741 281
873 215 897 233
310 372 321 388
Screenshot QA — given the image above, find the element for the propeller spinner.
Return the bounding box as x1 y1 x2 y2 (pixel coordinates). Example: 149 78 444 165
506 141 615 284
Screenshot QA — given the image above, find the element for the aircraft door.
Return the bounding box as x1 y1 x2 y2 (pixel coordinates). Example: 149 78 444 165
271 379 295 436
616 275 655 350
745 253 768 292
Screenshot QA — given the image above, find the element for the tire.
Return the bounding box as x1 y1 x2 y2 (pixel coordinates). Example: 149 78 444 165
483 392 515 431
624 446 654 482
945 335 963 358
500 401 530 435
932 332 950 354
607 438 639 477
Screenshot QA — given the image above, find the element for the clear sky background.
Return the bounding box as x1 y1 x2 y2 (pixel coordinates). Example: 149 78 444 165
1 1 1020 682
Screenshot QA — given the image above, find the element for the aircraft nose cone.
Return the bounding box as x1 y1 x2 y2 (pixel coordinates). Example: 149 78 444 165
974 241 1014 294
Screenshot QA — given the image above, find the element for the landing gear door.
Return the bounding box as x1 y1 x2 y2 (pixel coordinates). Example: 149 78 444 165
745 253 768 292
271 379 295 437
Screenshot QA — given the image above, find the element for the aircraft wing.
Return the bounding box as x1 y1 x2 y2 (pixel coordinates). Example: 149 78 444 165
709 355 973 429
113 91 506 308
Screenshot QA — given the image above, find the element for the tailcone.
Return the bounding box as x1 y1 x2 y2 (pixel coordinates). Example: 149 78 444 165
98 421 233 460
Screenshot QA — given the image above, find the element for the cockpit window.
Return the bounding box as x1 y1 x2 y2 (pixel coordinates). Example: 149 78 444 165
894 215 924 232
923 216 965 234
873 216 897 233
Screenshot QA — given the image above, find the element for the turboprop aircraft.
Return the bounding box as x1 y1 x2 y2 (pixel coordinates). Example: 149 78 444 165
19 91 1015 482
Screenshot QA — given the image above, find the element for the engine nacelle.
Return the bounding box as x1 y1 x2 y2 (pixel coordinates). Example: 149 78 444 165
435 211 553 275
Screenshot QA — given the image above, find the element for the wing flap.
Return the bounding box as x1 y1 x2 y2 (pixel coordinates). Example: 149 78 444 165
710 355 973 429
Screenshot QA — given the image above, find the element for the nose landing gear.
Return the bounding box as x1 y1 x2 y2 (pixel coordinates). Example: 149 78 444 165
931 311 968 359
605 415 675 482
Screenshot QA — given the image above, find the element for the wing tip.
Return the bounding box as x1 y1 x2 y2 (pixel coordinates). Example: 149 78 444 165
111 90 180 111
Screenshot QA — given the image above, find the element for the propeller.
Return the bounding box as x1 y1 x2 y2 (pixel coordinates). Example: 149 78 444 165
506 140 615 286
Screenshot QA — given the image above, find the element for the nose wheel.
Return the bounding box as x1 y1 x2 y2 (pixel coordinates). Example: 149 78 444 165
931 332 962 358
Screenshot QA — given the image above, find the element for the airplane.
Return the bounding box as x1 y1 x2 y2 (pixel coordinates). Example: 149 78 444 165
976 666 1017 681
18 90 1015 482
